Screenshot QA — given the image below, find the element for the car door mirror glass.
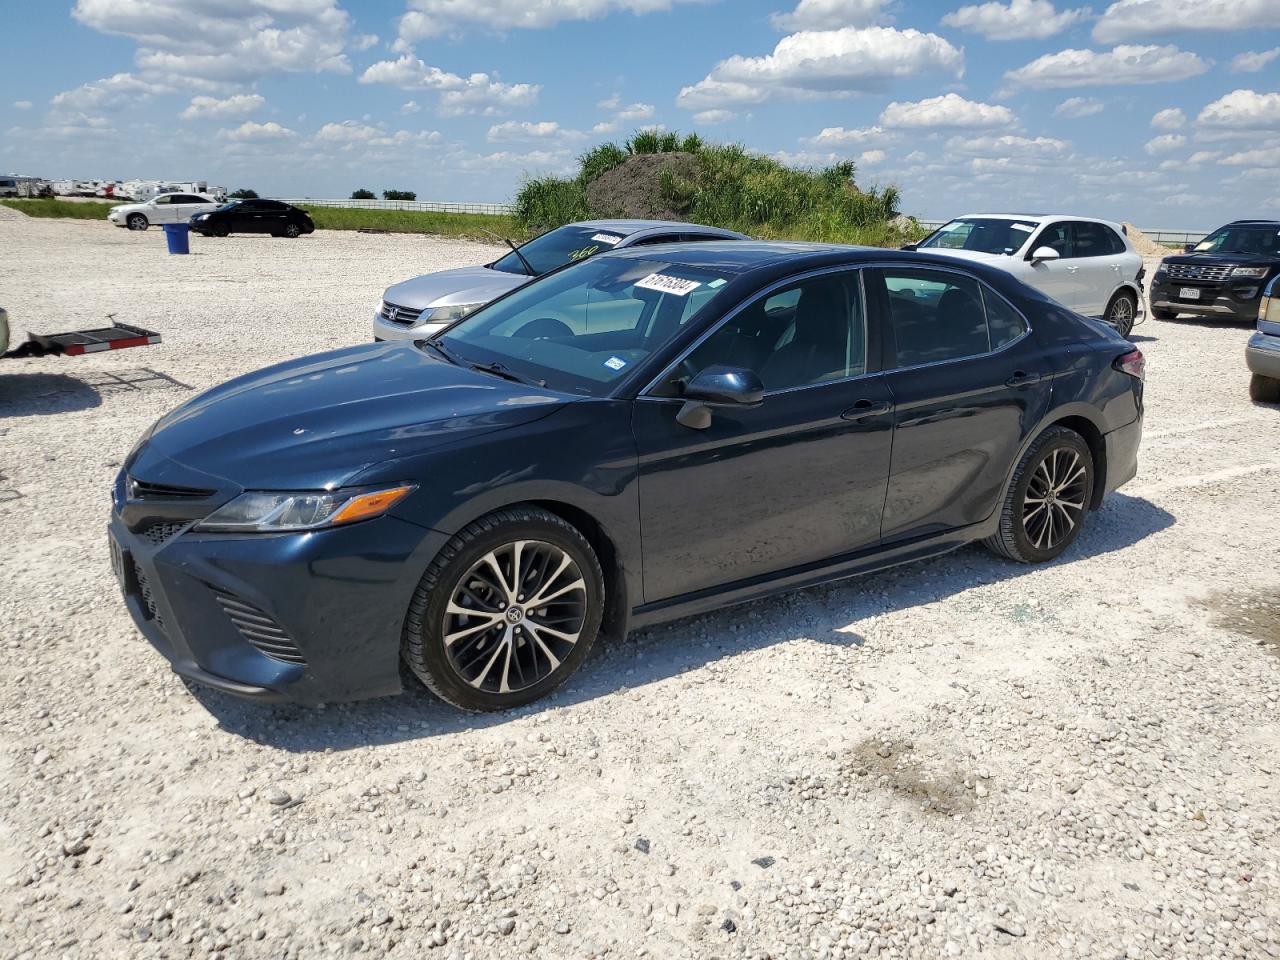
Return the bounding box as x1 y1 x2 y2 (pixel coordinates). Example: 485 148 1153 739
683 365 765 407
1030 246 1060 264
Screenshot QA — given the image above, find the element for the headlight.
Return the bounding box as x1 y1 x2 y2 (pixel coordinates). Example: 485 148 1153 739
1232 266 1269 278
426 303 484 323
195 484 415 533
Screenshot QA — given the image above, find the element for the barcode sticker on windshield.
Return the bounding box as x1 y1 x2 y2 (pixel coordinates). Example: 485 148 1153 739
635 273 701 296
1012 223 1035 231
592 233 622 245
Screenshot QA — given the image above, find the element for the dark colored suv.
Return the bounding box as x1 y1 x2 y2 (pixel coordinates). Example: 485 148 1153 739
190 199 315 238
1150 220 1280 322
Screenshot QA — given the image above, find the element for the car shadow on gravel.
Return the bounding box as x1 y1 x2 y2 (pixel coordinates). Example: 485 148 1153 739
190 492 1175 751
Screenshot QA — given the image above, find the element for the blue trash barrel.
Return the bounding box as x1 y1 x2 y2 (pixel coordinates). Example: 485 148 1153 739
162 223 191 255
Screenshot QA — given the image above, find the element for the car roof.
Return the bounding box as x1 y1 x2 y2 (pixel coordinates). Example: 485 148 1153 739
1226 219 1280 227
951 213 1126 230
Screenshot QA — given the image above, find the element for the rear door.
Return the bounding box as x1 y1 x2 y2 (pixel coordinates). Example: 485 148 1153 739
171 194 208 224
1067 221 1122 316
871 265 1052 542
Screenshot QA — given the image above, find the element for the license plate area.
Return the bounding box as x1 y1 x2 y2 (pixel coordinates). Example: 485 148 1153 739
1179 287 1201 300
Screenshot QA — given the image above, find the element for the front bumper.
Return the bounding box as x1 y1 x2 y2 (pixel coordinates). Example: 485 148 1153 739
1246 332 1280 380
110 502 448 704
1150 277 1265 320
371 310 449 343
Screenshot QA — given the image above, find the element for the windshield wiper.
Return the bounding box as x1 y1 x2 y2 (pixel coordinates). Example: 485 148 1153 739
482 229 536 277
469 360 546 388
422 338 461 365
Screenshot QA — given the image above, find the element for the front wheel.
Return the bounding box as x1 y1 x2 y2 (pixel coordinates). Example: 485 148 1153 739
282 223 301 238
402 507 605 711
984 426 1094 564
1250 373 1280 403
127 214 148 231
1105 290 1137 338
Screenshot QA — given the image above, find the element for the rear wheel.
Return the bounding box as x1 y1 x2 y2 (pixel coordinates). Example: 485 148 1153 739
984 426 1094 564
212 226 229 238
402 507 604 711
1105 290 1137 338
127 214 148 231
1250 373 1280 403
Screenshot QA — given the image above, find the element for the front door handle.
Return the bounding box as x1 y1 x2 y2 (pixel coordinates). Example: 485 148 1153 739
1005 371 1042 387
841 399 892 420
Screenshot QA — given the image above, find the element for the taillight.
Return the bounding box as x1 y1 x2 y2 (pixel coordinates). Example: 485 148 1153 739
1114 348 1145 381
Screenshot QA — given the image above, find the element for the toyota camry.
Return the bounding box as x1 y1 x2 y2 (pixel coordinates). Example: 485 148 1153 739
110 242 1144 711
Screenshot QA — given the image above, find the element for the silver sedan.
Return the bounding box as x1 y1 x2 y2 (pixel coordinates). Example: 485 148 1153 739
372 219 749 342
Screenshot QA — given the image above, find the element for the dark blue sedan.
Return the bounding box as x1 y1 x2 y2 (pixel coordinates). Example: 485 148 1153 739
110 242 1144 711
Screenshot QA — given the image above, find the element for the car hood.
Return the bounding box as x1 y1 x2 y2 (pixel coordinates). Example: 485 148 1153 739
1162 252 1278 269
136 342 570 490
382 264 530 311
917 248 1012 265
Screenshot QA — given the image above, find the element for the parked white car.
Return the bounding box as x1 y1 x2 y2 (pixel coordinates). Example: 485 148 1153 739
107 192 220 231
910 214 1145 336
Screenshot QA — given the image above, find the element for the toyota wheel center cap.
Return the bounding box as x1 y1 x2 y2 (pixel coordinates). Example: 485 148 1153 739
505 607 525 625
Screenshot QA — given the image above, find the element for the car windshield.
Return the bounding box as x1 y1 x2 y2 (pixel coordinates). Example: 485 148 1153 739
490 224 631 277
1193 226 1280 256
919 217 1038 256
437 256 734 396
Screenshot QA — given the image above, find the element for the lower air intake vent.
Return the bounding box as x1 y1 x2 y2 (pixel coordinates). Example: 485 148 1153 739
212 589 306 665
139 519 188 545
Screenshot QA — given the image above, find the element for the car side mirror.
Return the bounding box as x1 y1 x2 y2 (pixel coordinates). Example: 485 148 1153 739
676 365 764 429
1029 246 1060 264
1183 243 1196 254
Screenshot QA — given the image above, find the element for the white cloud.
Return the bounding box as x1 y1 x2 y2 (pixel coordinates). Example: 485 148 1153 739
1220 145 1280 167
1231 48 1280 73
593 120 619 133
313 120 384 142
1150 107 1185 129
400 100 421 114
1003 44 1208 89
807 124 892 145
486 120 585 142
392 0 703 45
941 0 1087 40
945 134 1070 162
180 93 265 120
597 95 621 110
359 56 539 115
309 121 441 150
72 0 354 82
1158 149 1221 170
858 149 886 164
692 109 736 124
51 72 170 112
1093 0 1278 43
220 120 295 141
1196 89 1280 132
880 93 1015 130
770 0 890 31
1144 133 1186 154
13 100 33 110
677 27 964 109
1054 96 1104 117
353 33 379 50
617 102 656 121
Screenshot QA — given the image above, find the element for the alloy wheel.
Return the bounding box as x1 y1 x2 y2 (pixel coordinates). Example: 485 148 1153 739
1022 448 1088 551
442 540 587 694
1110 295 1134 331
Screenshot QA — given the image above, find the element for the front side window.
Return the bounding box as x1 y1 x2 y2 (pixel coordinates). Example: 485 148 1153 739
919 218 1038 256
656 272 865 395
1193 226 1280 256
880 269 997 367
490 224 630 277
1032 222 1073 258
441 257 733 396
152 195 172 205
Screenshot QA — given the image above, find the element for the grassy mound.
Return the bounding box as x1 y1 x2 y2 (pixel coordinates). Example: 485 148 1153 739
514 130 921 247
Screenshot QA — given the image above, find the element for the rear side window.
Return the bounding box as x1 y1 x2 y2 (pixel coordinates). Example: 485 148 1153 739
879 268 1024 367
1071 221 1115 258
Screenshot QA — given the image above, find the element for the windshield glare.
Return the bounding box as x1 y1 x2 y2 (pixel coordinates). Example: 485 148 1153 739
1193 227 1280 256
440 257 733 396
491 224 629 276
920 218 1037 256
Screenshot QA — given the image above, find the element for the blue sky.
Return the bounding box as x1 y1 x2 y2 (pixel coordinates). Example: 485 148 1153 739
2 0 1277 226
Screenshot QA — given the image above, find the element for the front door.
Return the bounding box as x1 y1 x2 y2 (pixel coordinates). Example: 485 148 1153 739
633 269 895 603
871 266 1053 542
1026 220 1085 311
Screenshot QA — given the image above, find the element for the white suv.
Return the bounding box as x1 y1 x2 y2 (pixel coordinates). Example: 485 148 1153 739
107 192 220 232
911 214 1145 336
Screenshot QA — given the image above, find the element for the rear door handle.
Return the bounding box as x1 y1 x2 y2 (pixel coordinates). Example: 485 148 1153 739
841 399 892 420
1005 371 1042 387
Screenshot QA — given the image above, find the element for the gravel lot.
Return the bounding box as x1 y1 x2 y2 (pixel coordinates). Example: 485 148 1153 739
2 219 1279 960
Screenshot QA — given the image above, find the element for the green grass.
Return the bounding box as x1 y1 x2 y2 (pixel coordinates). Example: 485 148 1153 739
0 198 121 219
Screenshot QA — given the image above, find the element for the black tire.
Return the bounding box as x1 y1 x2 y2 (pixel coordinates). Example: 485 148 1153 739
1152 306 1177 321
213 226 229 238
283 223 301 238
127 214 148 231
1105 290 1137 338
1250 373 1280 403
402 507 604 711
984 426 1094 564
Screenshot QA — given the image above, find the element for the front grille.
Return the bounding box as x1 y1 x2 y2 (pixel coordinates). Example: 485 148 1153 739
129 476 214 499
379 300 424 327
133 561 164 630
1165 263 1233 282
212 589 306 665
138 519 188 545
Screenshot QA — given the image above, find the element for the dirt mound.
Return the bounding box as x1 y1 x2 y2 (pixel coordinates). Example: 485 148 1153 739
585 152 698 220
1124 222 1177 257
